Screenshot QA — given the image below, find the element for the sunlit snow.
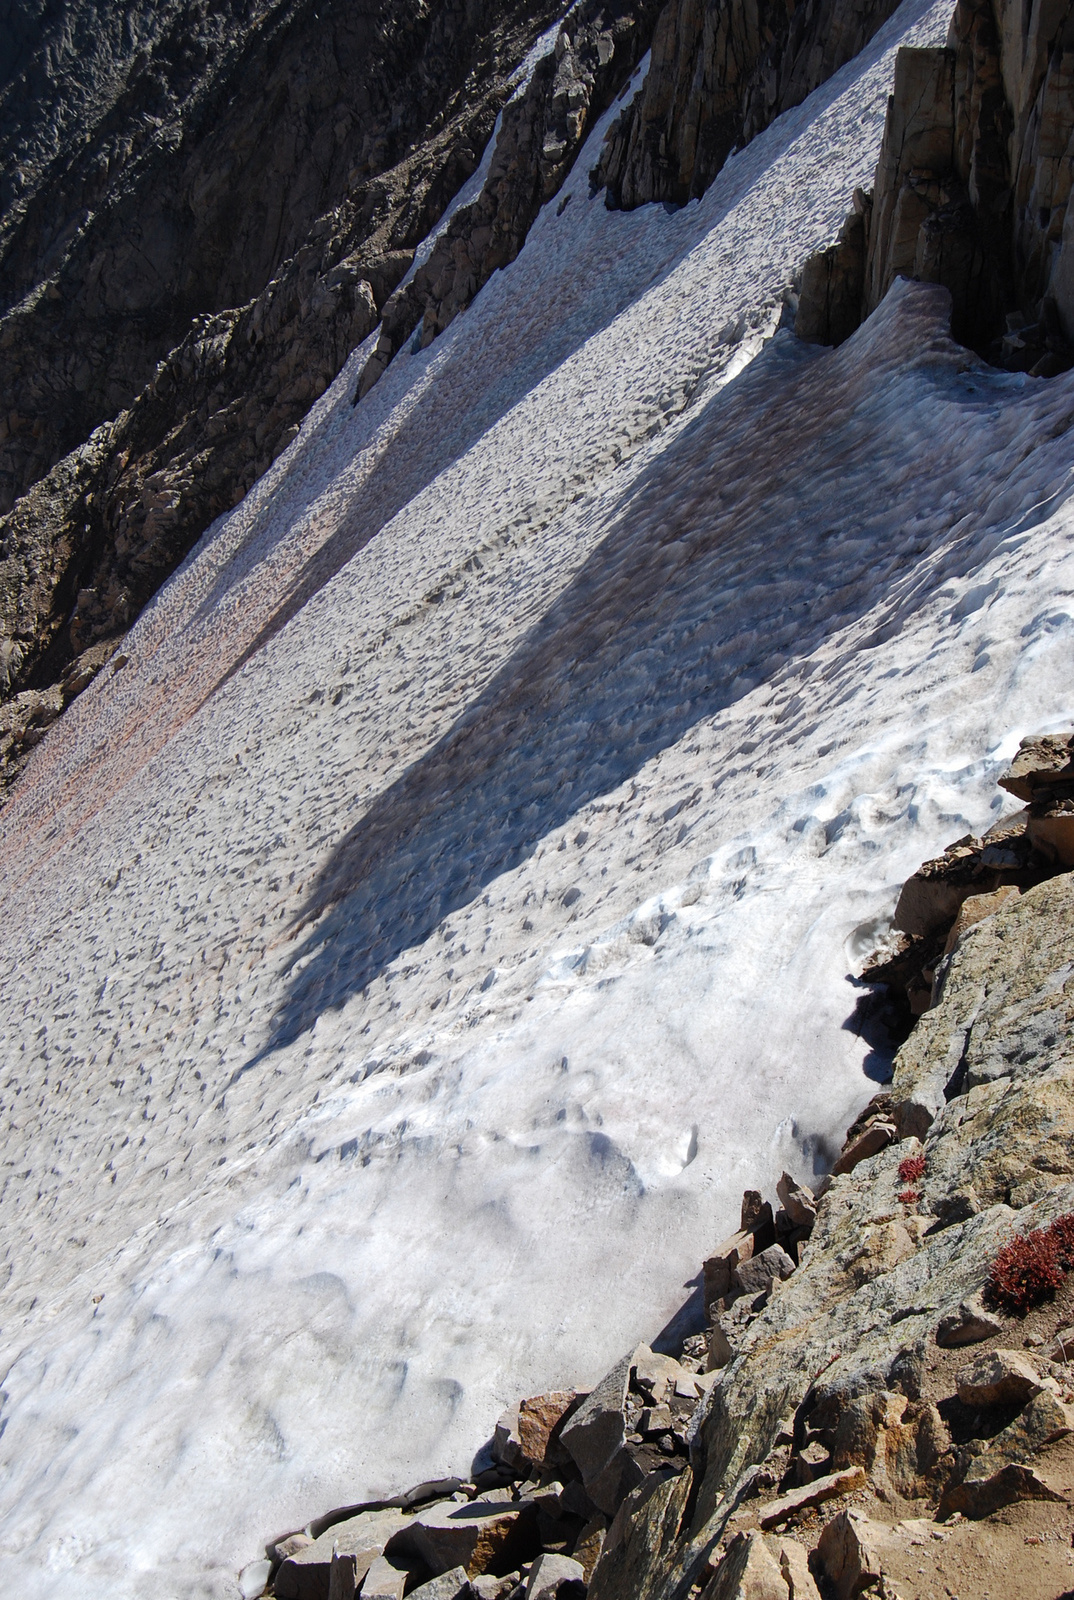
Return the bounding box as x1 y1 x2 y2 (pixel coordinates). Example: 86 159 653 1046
3 0 1074 1594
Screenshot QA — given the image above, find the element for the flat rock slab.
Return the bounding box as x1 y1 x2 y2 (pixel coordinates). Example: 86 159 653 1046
757 1466 868 1529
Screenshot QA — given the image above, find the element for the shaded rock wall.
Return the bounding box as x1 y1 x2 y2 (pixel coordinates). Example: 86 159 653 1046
796 0 1074 353
592 0 906 208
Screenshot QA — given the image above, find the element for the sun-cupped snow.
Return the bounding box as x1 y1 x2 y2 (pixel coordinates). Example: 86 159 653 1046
3 0 1074 1594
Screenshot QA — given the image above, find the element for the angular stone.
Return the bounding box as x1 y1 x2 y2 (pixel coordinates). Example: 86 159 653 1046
329 1555 359 1600
937 1462 1065 1519
733 1245 796 1297
1049 1326 1074 1361
831 1122 897 1176
795 210 866 348
639 1404 673 1434
892 872 968 940
634 1346 692 1401
362 1556 408 1600
493 1403 525 1469
708 1319 734 1370
965 1390 1074 1475
767 1536 821 1600
998 735 1074 802
276 1510 412 1600
518 1392 579 1467
776 1173 816 1231
943 886 1020 953
704 1232 758 1305
587 1470 692 1600
559 1349 644 1515
387 1498 537 1579
526 1553 584 1600
276 1534 315 1560
741 1191 772 1234
572 1517 607 1581
757 1467 867 1529
705 1530 788 1599
955 1349 1043 1407
407 1566 472 1600
814 1510 886 1600
935 1298 1002 1346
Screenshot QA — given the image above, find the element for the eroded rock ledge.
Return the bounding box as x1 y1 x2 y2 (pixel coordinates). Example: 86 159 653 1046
235 741 1074 1598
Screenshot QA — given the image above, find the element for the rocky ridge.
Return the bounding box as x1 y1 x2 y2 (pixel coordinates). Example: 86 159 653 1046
231 744 1074 1599
795 0 1074 361
0 0 569 791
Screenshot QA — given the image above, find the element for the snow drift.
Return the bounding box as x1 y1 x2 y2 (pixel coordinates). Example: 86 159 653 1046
2 0 1074 1594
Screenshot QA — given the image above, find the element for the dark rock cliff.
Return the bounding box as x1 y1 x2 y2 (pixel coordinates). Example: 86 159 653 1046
592 0 906 209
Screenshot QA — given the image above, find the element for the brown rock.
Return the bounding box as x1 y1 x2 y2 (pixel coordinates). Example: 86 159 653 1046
998 735 1074 803
741 1191 772 1234
964 1390 1074 1476
955 1349 1043 1408
362 1556 409 1600
733 1245 796 1297
571 1517 607 1581
757 1466 868 1529
814 1510 886 1600
560 1349 645 1515
831 1121 897 1176
767 1536 821 1600
518 1392 579 1467
942 886 1020 953
704 1530 787 1600
493 1403 525 1469
937 1462 1065 1519
795 210 866 347
1027 812 1074 868
776 1173 816 1231
704 1232 758 1305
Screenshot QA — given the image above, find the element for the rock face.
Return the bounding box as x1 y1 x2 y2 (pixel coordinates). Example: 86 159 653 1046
0 0 568 792
796 0 1074 358
592 0 904 208
355 0 663 400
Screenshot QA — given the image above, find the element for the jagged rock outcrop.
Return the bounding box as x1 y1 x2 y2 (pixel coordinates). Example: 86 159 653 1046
355 0 663 400
0 0 571 792
796 0 1074 358
592 0 906 208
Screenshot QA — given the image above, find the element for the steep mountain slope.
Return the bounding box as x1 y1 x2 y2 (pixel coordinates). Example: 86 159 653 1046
3 0 1074 1592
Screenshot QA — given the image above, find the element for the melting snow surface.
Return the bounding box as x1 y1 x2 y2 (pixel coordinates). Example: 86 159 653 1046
3 0 1074 1593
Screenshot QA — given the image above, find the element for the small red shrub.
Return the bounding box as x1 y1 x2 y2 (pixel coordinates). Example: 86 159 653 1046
1046 1212 1074 1271
898 1189 919 1205
898 1155 926 1184
985 1227 1065 1313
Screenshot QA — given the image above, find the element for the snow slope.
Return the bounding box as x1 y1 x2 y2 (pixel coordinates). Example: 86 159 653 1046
3 0 1074 1594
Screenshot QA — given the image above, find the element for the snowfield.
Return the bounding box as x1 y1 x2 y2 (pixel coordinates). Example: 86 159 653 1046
3 0 1074 1593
